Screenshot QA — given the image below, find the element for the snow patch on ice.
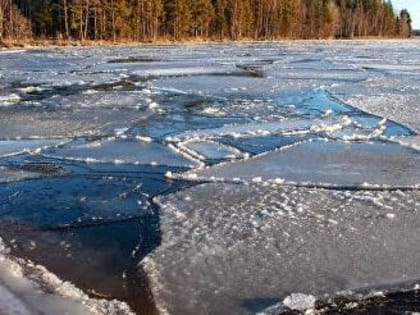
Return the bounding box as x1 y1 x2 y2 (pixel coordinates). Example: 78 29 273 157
390 136 420 151
0 94 21 106
282 293 316 311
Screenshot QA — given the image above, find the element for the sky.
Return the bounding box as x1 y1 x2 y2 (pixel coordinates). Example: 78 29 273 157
392 0 420 29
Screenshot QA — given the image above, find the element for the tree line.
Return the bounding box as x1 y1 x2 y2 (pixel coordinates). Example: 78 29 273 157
0 0 413 43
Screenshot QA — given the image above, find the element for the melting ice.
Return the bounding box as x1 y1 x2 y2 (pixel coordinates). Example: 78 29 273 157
0 41 419 314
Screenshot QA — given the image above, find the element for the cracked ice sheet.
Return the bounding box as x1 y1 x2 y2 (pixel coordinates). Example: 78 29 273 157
183 140 420 188
391 136 420 151
327 69 420 134
145 183 420 315
334 94 420 134
181 140 246 161
152 74 362 102
169 119 320 141
193 89 353 123
0 106 152 138
56 90 153 110
43 138 198 167
0 139 68 157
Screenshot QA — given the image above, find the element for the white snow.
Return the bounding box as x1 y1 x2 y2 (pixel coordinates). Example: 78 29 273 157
391 136 420 151
282 293 316 311
0 93 21 106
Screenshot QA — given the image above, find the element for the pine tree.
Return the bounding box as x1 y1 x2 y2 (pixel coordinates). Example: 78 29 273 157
226 0 252 39
191 0 213 37
0 0 31 41
0 0 6 41
399 9 412 37
213 0 227 39
276 0 300 38
165 0 192 39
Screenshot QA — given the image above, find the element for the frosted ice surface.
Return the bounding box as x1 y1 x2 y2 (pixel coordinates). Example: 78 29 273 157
180 140 246 161
129 111 250 140
133 65 244 78
335 94 420 134
0 109 98 138
0 139 67 157
57 90 152 110
222 134 313 155
274 90 353 117
186 140 420 187
171 119 314 140
44 138 198 167
146 183 420 315
392 136 420 151
0 105 154 139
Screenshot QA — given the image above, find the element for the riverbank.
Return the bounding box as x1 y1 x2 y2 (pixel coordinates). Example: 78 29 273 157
0 36 418 50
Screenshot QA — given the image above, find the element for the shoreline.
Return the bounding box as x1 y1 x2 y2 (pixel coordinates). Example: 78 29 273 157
1 37 419 50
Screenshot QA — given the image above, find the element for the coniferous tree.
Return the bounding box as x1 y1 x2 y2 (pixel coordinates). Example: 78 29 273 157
213 0 227 39
0 0 6 41
227 0 252 39
191 0 213 37
165 0 192 39
398 9 411 37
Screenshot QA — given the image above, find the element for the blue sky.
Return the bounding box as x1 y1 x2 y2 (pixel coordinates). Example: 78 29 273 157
392 0 420 29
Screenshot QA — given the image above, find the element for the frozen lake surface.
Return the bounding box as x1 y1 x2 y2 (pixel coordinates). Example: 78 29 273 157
0 41 419 314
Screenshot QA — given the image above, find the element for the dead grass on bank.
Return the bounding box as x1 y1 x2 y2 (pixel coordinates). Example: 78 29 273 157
0 36 418 50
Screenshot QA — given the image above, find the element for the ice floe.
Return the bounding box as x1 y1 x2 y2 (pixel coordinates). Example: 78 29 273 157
43 138 198 167
144 183 420 314
181 140 420 188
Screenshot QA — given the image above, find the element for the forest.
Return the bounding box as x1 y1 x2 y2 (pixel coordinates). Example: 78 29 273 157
0 0 413 43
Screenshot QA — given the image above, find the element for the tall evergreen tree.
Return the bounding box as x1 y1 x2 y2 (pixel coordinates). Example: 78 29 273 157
191 0 213 37
165 0 192 39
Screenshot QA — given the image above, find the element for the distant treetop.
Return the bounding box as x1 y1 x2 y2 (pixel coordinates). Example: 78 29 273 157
0 0 413 43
